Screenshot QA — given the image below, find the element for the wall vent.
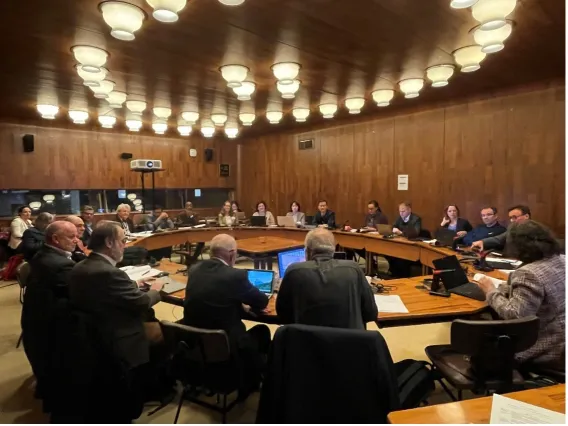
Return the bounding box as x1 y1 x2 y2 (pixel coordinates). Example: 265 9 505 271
298 138 314 150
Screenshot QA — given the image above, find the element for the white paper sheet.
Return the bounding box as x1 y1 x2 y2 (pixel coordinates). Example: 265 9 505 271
490 394 565 424
473 273 506 288
374 295 409 313
120 265 162 281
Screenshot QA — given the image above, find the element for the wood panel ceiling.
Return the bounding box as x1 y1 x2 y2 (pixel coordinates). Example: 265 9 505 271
0 0 564 137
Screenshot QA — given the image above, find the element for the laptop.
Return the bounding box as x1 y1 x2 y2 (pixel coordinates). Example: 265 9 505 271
376 224 394 236
277 248 306 277
432 255 486 301
236 211 246 221
250 216 267 227
277 215 296 227
246 269 275 297
403 227 421 240
435 228 457 247
160 277 187 294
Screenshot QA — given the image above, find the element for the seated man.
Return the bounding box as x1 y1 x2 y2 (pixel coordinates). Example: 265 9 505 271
22 221 78 398
69 222 162 373
80 205 95 246
392 202 422 237
113 203 135 234
312 200 336 229
143 205 174 231
472 204 531 252
460 206 507 247
21 212 53 261
176 202 205 265
183 234 270 398
65 215 88 262
475 220 565 371
345 200 388 265
276 228 377 329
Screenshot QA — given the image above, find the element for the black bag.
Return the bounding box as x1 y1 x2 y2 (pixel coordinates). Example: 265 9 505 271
118 247 149 267
394 359 436 409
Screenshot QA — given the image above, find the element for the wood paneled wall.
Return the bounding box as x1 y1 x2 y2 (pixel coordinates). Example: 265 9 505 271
238 84 565 236
0 124 237 189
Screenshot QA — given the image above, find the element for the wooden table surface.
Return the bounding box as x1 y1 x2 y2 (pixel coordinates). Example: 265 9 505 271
388 384 566 424
235 236 304 255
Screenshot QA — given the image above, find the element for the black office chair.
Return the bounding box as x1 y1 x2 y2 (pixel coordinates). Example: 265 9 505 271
161 321 241 424
15 261 30 348
425 316 540 401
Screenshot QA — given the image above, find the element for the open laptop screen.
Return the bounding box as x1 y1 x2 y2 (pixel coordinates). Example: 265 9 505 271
278 248 306 277
432 255 469 289
247 269 274 294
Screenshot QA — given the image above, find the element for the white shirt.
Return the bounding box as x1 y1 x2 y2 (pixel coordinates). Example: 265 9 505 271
92 251 117 267
402 215 410 223
44 244 72 259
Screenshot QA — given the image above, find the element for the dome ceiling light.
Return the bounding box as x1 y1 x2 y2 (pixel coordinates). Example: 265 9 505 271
146 0 187 23
271 62 301 85
225 127 239 139
99 115 117 128
266 111 283 124
106 91 127 108
233 81 256 101
218 0 245 5
453 45 487 72
239 112 255 126
398 79 424 99
426 65 455 87
319 103 338 119
292 108 310 122
178 124 192 136
90 80 115 99
472 0 517 31
450 0 478 8
371 89 394 107
181 111 199 124
69 110 89 124
126 100 147 115
220 64 249 88
76 65 108 87
345 97 365 114
277 79 300 99
100 1 146 41
201 126 215 138
71 45 109 73
152 120 168 135
37 104 59 119
126 118 143 132
473 22 512 53
211 113 228 126
153 107 172 119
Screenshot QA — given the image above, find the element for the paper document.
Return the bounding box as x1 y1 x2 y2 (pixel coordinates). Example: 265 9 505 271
374 295 409 313
490 394 565 424
120 265 162 281
129 231 153 237
486 257 522 267
473 273 506 288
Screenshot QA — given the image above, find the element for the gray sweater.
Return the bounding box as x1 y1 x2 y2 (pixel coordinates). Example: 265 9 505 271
482 230 508 251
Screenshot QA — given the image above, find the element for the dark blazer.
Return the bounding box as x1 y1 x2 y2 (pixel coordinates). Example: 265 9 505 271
276 254 378 329
68 253 161 370
364 212 389 227
80 219 94 246
183 259 269 348
313 209 336 229
22 245 76 384
442 217 473 233
393 213 422 235
176 211 199 226
113 215 135 233
256 324 400 423
20 227 46 261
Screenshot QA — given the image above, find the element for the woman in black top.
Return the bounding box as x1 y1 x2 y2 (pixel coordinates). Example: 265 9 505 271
440 204 472 237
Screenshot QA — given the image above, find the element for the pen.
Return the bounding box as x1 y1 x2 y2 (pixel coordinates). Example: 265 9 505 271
142 270 150 276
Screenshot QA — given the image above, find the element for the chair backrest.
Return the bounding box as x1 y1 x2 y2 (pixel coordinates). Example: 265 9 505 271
451 316 540 382
16 261 31 289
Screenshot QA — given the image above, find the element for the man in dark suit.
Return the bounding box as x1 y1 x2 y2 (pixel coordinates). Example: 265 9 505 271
392 202 422 237
20 212 53 261
79 205 95 246
312 200 336 229
22 220 78 398
176 202 205 265
69 221 163 371
65 215 88 262
276 228 377 329
183 233 270 398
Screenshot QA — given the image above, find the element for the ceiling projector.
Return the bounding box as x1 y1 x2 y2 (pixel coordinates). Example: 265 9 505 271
130 159 162 170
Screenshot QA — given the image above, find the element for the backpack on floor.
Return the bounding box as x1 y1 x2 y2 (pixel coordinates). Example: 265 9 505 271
2 254 24 281
394 359 436 409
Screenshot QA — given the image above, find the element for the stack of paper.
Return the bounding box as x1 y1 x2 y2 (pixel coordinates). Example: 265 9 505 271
473 273 506 288
486 257 523 267
490 394 565 424
120 265 162 281
374 295 409 313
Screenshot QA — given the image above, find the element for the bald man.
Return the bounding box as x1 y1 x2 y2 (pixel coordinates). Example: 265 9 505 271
65 215 88 262
276 228 377 329
183 234 270 399
22 221 78 398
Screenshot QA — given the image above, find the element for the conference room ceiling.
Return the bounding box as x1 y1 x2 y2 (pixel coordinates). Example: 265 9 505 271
0 0 564 138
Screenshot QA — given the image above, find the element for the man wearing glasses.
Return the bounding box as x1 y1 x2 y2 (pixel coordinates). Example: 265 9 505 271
471 205 531 252
460 206 507 247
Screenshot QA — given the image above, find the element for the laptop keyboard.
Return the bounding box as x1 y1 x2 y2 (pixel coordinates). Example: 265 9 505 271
449 282 487 302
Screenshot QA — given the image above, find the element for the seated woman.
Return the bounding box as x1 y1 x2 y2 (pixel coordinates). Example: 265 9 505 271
286 201 305 226
475 220 565 372
9 206 33 254
253 201 275 226
231 201 242 214
440 204 472 238
218 200 237 227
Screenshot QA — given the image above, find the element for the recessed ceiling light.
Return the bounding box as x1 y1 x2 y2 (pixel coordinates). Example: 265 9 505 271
99 1 146 41
146 0 187 23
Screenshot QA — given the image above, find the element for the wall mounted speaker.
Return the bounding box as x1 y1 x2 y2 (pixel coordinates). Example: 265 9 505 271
23 134 34 153
120 152 133 160
204 148 214 162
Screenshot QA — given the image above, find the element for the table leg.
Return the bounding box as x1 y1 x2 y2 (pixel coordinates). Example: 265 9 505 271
254 258 260 269
365 252 372 276
266 257 273 270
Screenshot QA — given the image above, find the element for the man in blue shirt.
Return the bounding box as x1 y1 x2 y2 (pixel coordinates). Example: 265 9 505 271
461 206 507 246
144 205 174 231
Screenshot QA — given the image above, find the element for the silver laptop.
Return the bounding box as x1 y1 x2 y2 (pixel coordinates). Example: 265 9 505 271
277 215 296 227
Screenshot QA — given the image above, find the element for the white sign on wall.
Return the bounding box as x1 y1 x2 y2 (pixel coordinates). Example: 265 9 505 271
397 174 409 191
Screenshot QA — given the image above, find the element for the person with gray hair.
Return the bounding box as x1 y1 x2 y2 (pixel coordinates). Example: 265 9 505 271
183 233 271 399
277 228 377 329
114 203 135 233
65 215 88 262
20 212 54 260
